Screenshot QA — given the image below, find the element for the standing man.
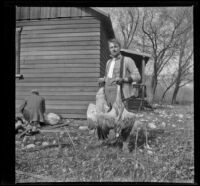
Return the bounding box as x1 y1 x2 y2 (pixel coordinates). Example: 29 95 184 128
96 38 141 152
98 38 141 115
19 89 46 128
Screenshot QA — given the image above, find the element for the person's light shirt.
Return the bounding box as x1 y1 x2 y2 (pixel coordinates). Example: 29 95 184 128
107 58 116 78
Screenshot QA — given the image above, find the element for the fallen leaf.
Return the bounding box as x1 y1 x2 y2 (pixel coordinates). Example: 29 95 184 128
89 129 95 135
178 114 184 118
26 144 35 149
154 156 159 162
148 123 156 129
53 140 57 144
60 131 65 137
35 141 42 146
22 136 28 143
15 141 21 145
163 167 167 171
79 126 88 130
42 141 49 146
145 144 152 150
160 122 166 128
147 150 153 155
189 166 194 170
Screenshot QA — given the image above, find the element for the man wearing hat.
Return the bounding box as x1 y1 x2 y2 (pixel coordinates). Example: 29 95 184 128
19 89 46 128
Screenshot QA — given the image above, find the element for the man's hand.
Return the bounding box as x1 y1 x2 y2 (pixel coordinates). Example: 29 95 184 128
98 77 105 87
115 77 124 85
123 77 133 83
98 77 105 84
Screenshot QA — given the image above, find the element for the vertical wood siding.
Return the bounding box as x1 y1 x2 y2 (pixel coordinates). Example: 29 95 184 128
40 7 51 18
30 7 41 19
16 16 101 118
49 7 57 18
20 7 30 20
16 7 94 20
60 7 71 17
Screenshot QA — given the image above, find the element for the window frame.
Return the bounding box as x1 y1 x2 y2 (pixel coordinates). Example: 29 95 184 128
16 27 24 79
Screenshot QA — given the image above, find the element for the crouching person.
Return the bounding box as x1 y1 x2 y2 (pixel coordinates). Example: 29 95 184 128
19 89 46 128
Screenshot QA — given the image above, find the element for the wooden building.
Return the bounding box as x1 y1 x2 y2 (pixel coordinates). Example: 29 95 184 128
15 7 115 119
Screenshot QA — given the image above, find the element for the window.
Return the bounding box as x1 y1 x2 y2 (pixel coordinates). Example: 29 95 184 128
16 27 23 79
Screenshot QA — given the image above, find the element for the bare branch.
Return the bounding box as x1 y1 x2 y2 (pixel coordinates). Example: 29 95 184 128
119 21 127 48
127 8 140 48
157 51 175 75
179 79 193 88
161 78 177 101
142 10 155 50
149 10 155 33
181 64 193 78
126 9 134 44
181 50 193 68
157 12 186 59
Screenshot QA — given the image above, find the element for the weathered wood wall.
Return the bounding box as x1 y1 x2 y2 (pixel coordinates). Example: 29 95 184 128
16 7 114 118
16 7 95 20
16 7 104 118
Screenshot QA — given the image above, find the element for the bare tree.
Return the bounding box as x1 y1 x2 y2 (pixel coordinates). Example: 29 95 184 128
101 7 193 104
105 8 140 49
118 8 140 49
160 72 177 102
141 7 189 102
159 7 193 104
171 27 193 104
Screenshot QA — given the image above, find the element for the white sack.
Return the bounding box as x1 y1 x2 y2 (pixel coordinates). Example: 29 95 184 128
46 113 60 125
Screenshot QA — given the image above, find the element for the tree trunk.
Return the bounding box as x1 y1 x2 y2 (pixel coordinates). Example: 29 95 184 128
152 77 158 96
161 87 170 102
152 73 158 101
147 86 154 103
161 81 175 102
147 73 157 103
171 80 180 104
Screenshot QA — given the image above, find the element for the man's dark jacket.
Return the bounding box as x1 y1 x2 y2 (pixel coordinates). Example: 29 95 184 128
19 93 46 123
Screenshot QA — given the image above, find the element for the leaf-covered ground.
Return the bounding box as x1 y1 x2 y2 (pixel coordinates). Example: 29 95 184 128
15 104 194 183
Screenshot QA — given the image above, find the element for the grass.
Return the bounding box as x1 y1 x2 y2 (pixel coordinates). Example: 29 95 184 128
15 104 194 183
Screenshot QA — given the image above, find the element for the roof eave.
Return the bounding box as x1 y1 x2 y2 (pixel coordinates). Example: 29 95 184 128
121 49 151 58
90 7 110 18
88 7 115 39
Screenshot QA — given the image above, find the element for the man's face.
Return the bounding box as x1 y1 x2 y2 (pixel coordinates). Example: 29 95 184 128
109 42 120 57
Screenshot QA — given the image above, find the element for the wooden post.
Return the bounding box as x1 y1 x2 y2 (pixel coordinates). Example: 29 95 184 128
141 57 145 84
140 57 146 110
